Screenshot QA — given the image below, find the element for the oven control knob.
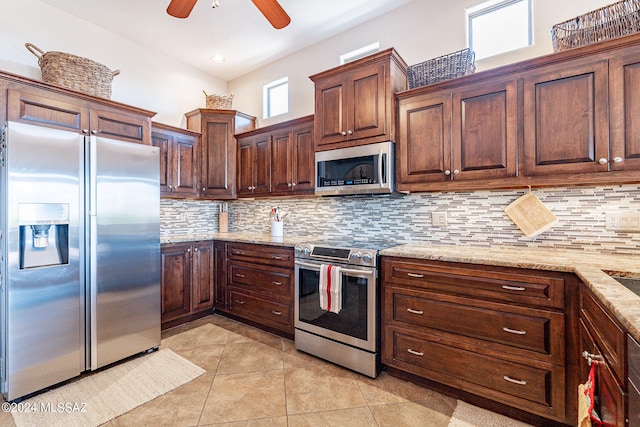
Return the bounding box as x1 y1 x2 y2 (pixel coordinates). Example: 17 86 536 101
350 252 362 262
294 246 302 256
303 246 312 256
362 252 373 263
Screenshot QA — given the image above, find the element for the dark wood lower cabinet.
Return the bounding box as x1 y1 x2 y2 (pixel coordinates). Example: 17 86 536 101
381 256 578 425
161 241 214 329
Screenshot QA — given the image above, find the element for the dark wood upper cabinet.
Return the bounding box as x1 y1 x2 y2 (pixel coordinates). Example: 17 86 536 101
397 79 516 191
6 85 153 145
185 109 256 200
152 122 199 198
236 115 315 197
310 48 407 150
522 59 610 176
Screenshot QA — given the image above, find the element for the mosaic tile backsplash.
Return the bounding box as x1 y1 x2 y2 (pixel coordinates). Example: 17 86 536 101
161 184 640 255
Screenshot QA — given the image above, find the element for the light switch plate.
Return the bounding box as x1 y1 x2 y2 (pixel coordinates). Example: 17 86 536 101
432 211 447 227
606 212 640 232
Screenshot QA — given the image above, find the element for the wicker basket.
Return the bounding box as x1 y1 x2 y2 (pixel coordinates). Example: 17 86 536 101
25 43 120 99
407 48 476 89
203 91 234 109
551 0 640 52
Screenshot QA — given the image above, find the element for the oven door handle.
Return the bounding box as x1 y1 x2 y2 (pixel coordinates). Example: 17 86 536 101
295 260 375 278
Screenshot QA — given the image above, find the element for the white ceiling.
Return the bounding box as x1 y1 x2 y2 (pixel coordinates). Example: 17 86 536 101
38 0 415 81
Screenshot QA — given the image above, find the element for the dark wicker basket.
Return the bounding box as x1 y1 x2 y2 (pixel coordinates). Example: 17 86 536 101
551 0 640 52
407 48 476 89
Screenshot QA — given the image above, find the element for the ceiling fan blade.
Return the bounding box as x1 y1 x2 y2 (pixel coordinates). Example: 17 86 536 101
251 0 291 29
167 0 198 18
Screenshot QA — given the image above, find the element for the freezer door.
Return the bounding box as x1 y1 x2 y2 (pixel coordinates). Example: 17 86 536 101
87 136 160 370
3 122 84 401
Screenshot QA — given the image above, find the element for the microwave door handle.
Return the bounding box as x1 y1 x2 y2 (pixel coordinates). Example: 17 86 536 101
378 147 384 188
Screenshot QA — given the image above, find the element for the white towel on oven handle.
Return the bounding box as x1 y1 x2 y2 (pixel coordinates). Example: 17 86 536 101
319 264 342 314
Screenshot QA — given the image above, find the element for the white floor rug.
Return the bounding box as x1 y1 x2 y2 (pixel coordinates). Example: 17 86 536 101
448 400 533 427
11 348 205 427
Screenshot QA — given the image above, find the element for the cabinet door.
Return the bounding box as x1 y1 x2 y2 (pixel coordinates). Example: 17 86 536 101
348 61 387 141
237 140 255 196
314 74 347 147
7 88 89 132
90 108 150 145
397 91 452 185
451 80 517 180
200 116 236 199
271 129 294 193
523 60 609 176
291 123 315 193
172 134 199 197
254 136 272 195
151 130 173 196
192 241 214 312
609 45 640 171
161 243 192 323
213 241 227 310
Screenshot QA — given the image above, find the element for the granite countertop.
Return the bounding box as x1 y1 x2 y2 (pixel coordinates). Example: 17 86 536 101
381 244 640 342
161 232 319 247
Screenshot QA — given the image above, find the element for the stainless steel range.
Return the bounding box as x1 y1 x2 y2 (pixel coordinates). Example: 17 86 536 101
294 238 396 378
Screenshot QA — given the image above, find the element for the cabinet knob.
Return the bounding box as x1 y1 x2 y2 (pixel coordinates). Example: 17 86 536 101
202 187 206 192
347 130 353 135
341 131 347 136
168 185 174 190
453 169 460 175
287 183 292 187
598 158 608 165
613 156 623 163
91 130 98 135
444 170 451 176
194 248 198 252
82 129 89 134
291 182 296 187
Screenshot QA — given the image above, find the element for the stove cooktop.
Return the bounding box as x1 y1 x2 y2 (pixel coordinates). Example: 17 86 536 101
294 237 404 267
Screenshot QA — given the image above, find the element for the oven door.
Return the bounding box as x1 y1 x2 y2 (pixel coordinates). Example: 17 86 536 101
294 259 377 352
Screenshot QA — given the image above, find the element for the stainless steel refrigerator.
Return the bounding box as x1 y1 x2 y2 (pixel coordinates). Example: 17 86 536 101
0 121 161 401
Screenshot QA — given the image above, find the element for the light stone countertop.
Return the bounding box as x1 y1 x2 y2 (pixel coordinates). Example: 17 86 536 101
380 244 640 342
161 232 319 247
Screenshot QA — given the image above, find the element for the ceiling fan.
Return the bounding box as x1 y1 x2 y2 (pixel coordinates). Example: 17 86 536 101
167 0 291 29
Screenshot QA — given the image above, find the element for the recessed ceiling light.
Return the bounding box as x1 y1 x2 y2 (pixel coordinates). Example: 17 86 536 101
210 55 225 63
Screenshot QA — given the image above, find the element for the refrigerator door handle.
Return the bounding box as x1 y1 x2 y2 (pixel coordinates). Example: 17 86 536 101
88 135 99 370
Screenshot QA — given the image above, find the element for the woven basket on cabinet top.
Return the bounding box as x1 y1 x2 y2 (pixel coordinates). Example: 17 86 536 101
203 91 234 109
407 48 476 89
25 43 120 99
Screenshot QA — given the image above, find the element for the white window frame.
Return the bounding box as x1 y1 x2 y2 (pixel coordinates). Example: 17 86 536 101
467 0 533 60
263 77 289 119
339 42 380 65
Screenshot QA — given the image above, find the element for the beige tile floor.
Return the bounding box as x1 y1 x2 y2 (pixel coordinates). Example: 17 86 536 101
0 314 530 426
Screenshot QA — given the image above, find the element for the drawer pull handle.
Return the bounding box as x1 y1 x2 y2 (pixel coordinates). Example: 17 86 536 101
503 327 526 335
407 308 424 315
582 351 604 366
234 300 245 305
272 256 283 260
272 281 282 286
407 273 424 278
502 285 526 291
235 273 245 278
407 348 424 357
271 310 282 316
503 375 527 386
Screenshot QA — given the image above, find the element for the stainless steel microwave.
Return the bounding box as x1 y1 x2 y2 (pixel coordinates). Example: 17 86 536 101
315 141 394 196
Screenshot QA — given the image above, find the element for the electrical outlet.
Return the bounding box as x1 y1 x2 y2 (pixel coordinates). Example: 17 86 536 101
606 212 640 232
432 211 447 227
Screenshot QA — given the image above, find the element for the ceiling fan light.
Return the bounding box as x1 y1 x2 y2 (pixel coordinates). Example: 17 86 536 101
210 55 225 63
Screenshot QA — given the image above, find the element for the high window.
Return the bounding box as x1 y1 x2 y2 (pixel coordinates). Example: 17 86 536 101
468 0 532 60
263 77 288 119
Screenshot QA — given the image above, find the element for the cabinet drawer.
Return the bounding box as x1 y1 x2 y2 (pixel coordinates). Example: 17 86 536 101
580 285 625 384
227 242 293 267
385 327 566 421
388 288 564 364
382 258 565 309
228 288 291 330
228 261 292 296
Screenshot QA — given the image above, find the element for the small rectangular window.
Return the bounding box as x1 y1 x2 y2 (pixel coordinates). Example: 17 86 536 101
468 0 532 60
263 77 288 119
